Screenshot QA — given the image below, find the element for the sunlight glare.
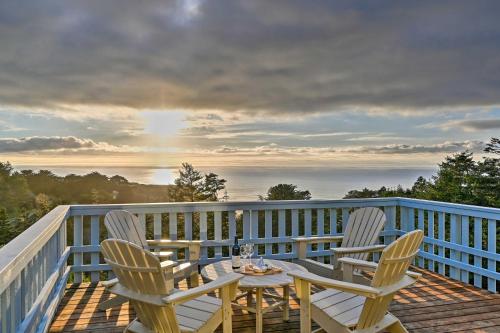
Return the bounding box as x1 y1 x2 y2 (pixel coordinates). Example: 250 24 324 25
141 110 188 137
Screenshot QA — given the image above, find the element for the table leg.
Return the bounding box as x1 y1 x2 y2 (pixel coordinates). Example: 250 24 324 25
246 289 253 307
255 288 263 333
283 285 290 322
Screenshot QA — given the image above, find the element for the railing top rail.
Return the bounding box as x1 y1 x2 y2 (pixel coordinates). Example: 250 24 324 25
68 197 400 215
0 205 70 294
398 197 500 220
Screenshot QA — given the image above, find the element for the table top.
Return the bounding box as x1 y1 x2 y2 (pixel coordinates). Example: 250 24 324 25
201 259 307 288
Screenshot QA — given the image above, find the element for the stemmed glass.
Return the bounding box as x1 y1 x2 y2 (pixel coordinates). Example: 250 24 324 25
246 243 254 265
240 244 249 268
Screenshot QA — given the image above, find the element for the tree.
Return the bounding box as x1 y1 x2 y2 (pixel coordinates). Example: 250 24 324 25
0 208 12 247
173 163 227 201
261 184 311 200
484 137 500 155
199 173 227 201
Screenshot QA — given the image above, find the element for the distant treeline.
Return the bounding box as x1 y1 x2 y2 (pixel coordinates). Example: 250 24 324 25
0 162 226 246
344 138 500 208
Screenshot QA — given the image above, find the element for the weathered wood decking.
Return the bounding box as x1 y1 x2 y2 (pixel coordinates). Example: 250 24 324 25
49 267 500 333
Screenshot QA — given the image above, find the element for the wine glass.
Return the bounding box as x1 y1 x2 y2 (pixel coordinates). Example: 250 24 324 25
240 244 249 267
246 243 254 265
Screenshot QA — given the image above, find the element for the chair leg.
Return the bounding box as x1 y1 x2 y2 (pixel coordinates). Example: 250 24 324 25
189 271 200 287
387 321 409 333
98 295 127 311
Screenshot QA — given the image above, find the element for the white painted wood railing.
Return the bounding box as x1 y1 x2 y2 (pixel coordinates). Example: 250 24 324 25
0 198 498 333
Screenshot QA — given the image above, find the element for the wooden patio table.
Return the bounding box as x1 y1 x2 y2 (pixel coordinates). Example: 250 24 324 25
201 259 307 333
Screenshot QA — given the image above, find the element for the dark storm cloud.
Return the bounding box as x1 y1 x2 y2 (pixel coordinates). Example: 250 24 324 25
450 119 500 131
1 1 500 113
0 136 118 152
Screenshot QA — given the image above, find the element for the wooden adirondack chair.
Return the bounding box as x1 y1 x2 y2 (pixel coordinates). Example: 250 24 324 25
289 229 424 333
293 207 386 284
101 239 242 333
100 210 201 310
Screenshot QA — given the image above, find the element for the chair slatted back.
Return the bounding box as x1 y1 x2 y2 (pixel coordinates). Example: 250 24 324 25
101 239 178 333
341 207 386 260
357 230 424 330
105 210 149 249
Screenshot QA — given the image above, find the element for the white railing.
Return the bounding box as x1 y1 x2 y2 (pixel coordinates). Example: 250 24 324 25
0 198 498 333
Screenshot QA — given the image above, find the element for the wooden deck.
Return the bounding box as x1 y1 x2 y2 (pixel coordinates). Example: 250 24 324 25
49 267 500 333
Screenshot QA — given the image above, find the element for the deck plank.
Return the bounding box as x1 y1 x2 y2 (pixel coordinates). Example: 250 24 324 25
49 267 500 333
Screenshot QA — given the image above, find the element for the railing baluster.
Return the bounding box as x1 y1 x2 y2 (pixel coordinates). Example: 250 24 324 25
278 209 286 255
400 206 408 232
90 215 100 282
384 206 396 245
450 214 461 280
265 210 272 256
473 217 482 288
153 213 162 240
460 215 470 283
251 210 259 254
200 212 208 260
185 212 193 259
73 215 83 283
243 210 251 242
228 211 236 241
437 212 445 275
291 209 299 255
214 212 222 259
329 208 338 251
305 209 312 253
417 209 424 267
1 285 8 332
427 211 435 272
138 213 146 232
487 219 497 293
317 209 325 262
341 208 349 232
169 212 178 260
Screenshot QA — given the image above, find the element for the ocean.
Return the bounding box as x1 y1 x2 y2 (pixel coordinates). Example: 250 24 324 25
14 165 436 200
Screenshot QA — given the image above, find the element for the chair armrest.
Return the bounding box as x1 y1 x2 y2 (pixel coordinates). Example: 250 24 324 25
287 270 380 299
292 236 344 244
101 278 119 288
337 257 422 278
147 240 201 261
107 282 166 306
294 236 344 259
152 251 174 259
160 260 177 270
331 244 386 255
147 239 202 248
163 272 243 305
173 262 195 277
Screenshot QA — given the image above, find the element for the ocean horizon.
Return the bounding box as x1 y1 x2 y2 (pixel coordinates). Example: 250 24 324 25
14 165 437 201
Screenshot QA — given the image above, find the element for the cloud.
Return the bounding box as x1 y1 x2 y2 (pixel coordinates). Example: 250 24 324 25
0 136 131 153
429 118 500 131
343 140 485 154
196 140 485 157
1 1 500 115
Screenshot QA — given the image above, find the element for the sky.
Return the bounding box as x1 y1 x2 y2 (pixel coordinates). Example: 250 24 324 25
0 0 499 169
